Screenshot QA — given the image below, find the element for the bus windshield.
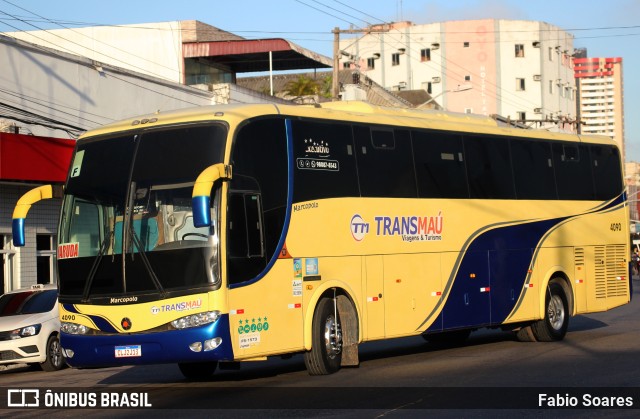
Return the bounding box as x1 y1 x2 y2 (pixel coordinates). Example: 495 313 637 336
57 123 227 299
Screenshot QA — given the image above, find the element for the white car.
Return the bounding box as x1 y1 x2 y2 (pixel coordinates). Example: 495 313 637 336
0 284 64 371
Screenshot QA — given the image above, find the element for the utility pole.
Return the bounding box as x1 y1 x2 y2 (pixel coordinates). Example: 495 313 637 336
332 25 391 101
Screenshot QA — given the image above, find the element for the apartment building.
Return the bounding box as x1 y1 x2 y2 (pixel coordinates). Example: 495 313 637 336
574 55 625 157
339 19 577 130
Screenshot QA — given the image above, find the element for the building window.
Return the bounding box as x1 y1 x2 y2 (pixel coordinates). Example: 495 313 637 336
36 234 56 285
516 78 526 91
463 42 470 48
420 48 431 62
549 80 554 94
548 47 553 61
515 44 525 57
392 53 400 66
342 62 351 69
422 81 432 94
465 108 473 114
517 112 526 121
0 235 15 293
367 57 375 70
465 75 472 81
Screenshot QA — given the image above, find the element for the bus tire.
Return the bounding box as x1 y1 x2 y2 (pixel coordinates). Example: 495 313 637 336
304 298 342 375
178 361 218 380
40 335 65 372
531 281 569 342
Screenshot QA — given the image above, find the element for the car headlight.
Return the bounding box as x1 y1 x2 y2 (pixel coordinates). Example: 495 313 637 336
171 311 220 330
10 324 41 339
61 322 88 335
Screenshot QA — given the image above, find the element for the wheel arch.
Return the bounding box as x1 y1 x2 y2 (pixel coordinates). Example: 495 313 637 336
539 267 574 317
303 280 361 366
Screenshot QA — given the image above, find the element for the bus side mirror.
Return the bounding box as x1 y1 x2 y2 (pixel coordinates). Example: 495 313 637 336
12 184 64 246
192 164 232 227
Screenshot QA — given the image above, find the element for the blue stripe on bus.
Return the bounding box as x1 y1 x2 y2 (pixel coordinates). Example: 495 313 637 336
423 192 626 333
63 303 80 314
63 303 119 333
440 217 563 331
61 314 233 368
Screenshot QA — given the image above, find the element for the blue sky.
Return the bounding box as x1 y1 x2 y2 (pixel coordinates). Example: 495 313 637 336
2 0 639 160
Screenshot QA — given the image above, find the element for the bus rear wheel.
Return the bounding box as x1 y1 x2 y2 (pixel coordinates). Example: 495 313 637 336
531 281 569 342
178 361 218 380
304 298 343 375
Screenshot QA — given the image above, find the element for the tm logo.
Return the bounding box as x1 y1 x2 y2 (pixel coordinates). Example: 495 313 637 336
350 214 369 241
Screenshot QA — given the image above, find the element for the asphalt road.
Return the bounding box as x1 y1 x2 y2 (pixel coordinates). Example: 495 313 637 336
1 279 639 418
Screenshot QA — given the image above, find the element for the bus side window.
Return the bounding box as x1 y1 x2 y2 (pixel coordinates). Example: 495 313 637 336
355 126 417 198
511 139 557 199
591 145 623 200
412 130 468 198
464 135 515 199
553 143 595 200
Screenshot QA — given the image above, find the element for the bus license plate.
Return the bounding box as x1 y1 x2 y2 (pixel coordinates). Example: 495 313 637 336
115 345 141 358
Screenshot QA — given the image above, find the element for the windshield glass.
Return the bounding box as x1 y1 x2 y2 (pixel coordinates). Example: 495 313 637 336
0 290 57 316
57 124 227 298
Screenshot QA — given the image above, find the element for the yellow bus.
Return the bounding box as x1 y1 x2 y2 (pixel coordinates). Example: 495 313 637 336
12 102 631 378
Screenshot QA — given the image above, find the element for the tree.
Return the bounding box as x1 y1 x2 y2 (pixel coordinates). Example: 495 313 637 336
284 75 320 96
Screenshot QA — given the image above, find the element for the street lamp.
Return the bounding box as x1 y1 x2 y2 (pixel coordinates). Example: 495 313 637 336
417 84 473 109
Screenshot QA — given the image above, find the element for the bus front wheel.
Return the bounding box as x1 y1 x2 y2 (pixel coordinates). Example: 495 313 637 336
304 298 343 375
531 281 569 342
178 361 218 380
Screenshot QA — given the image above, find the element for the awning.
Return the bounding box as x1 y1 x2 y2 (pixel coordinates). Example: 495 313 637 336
182 38 332 73
0 132 74 183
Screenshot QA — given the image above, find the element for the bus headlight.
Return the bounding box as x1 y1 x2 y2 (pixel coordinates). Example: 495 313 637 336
171 311 220 330
61 322 88 335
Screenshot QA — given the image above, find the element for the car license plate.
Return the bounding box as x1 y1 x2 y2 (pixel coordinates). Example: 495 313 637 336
115 345 141 358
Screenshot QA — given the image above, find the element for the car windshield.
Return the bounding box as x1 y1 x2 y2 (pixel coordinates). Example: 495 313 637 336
57 123 227 299
0 290 57 316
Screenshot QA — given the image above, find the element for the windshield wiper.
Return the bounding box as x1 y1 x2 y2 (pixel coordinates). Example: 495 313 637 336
81 230 113 302
129 227 166 297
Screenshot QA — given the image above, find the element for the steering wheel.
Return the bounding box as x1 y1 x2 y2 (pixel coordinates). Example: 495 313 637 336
181 233 208 240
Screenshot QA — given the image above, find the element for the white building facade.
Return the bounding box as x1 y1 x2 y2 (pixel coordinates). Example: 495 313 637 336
339 19 577 129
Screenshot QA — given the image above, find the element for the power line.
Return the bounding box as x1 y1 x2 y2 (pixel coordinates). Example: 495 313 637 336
293 0 357 27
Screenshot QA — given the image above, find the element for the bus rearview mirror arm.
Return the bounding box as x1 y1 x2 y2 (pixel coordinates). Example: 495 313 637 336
12 184 64 247
192 163 232 228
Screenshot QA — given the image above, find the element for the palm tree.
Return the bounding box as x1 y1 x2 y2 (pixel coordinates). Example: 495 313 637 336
284 75 320 96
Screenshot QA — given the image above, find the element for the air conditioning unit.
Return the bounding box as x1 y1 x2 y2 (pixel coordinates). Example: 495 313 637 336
432 77 441 83
431 43 440 50
534 108 542 114
533 75 542 81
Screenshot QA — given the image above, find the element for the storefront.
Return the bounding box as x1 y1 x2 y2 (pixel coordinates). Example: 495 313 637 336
0 132 74 292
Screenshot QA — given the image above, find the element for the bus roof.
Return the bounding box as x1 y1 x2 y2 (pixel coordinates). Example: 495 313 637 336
79 101 615 147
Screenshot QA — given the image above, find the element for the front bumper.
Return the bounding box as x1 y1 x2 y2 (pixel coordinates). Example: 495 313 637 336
0 335 46 365
61 314 233 368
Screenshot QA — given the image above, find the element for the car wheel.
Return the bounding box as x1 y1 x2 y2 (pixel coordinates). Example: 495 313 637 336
41 335 65 372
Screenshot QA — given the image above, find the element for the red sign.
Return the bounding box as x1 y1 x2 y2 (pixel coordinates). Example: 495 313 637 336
58 243 79 259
